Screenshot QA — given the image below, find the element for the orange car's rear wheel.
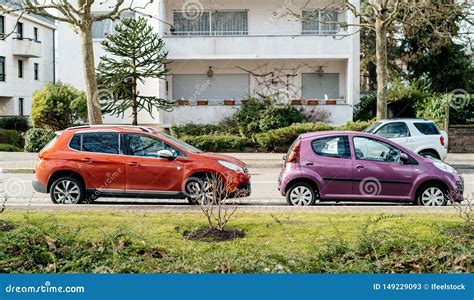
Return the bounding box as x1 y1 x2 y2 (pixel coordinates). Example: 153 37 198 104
50 177 85 204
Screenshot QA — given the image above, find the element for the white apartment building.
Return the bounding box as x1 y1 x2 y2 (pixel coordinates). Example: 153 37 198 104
58 0 360 127
0 3 56 117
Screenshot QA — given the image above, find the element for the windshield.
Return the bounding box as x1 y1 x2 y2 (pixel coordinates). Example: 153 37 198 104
362 122 381 133
154 131 204 153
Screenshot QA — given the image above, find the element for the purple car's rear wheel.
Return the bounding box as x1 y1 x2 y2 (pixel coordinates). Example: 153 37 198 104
286 182 317 206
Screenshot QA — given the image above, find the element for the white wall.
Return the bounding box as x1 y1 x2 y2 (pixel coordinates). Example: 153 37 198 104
0 13 55 116
167 59 348 102
55 0 360 126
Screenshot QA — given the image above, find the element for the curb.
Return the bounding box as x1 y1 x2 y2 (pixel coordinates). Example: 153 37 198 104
1 164 474 174
0 168 35 174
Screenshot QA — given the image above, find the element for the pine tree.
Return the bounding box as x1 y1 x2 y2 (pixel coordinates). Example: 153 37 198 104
97 17 171 125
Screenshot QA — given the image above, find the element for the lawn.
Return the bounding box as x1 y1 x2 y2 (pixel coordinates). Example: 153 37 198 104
0 210 472 273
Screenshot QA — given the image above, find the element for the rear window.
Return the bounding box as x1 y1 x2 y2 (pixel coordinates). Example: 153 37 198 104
69 134 81 151
413 122 440 135
362 122 381 133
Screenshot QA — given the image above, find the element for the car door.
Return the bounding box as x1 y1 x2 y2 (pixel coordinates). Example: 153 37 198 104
374 122 413 150
351 136 414 201
302 135 353 199
70 131 126 192
122 133 185 193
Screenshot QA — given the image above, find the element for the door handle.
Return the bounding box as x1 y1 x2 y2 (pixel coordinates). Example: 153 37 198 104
356 165 364 169
128 162 139 167
80 158 92 163
305 162 314 166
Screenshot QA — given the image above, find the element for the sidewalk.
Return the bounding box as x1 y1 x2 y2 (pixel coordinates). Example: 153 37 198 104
0 152 473 173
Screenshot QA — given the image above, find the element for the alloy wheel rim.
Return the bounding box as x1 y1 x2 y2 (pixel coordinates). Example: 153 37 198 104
421 187 445 206
289 186 313 206
186 180 214 204
53 180 80 204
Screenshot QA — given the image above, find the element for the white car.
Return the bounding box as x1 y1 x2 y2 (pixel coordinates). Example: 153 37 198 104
363 119 448 160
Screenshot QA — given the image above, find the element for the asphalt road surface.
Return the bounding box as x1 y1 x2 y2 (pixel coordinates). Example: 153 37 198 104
1 170 472 213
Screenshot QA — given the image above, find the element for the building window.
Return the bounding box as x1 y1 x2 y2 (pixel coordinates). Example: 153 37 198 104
0 56 5 81
92 11 135 39
301 73 340 100
34 27 39 41
173 11 248 36
34 63 39 80
302 10 339 35
18 98 24 116
0 15 5 37
18 60 23 78
17 22 23 39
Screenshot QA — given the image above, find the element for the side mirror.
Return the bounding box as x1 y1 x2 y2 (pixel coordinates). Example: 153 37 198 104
157 149 174 159
400 153 409 164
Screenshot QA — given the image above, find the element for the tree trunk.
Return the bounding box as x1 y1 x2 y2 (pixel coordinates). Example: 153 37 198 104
79 26 103 125
131 77 138 126
375 18 388 120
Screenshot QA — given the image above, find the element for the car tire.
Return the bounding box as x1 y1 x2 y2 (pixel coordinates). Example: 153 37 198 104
416 183 448 206
50 176 85 204
286 182 318 206
419 150 439 159
185 176 216 205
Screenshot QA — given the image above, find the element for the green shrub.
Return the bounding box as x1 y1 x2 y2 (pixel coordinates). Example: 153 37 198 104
256 122 335 150
233 98 270 137
0 116 29 132
170 123 236 139
259 105 305 132
0 143 22 152
31 82 87 131
337 120 375 132
0 129 21 146
24 128 55 152
181 135 255 152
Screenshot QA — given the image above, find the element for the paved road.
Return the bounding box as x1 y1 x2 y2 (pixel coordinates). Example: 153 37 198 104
1 170 472 213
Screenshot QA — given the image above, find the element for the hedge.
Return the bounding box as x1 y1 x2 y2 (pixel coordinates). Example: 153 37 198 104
24 128 56 152
337 120 375 131
0 116 29 132
171 124 225 138
256 122 335 151
0 129 21 146
0 143 22 152
180 135 255 152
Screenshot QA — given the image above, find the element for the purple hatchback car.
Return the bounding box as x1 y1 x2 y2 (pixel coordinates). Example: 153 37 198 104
279 131 464 206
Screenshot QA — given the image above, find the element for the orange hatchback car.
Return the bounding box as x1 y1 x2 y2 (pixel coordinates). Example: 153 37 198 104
33 125 251 204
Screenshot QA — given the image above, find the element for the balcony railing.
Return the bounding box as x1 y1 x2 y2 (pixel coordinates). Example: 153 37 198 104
171 30 248 36
12 37 42 58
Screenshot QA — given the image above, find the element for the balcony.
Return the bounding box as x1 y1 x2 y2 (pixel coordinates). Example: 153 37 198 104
12 38 42 58
162 34 353 60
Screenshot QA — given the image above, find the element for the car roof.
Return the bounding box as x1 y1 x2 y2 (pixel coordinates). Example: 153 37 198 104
299 131 374 139
378 118 432 123
65 125 155 134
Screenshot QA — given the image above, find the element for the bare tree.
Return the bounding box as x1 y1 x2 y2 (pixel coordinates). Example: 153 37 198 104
449 192 473 229
0 0 153 124
188 174 248 231
284 0 472 120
